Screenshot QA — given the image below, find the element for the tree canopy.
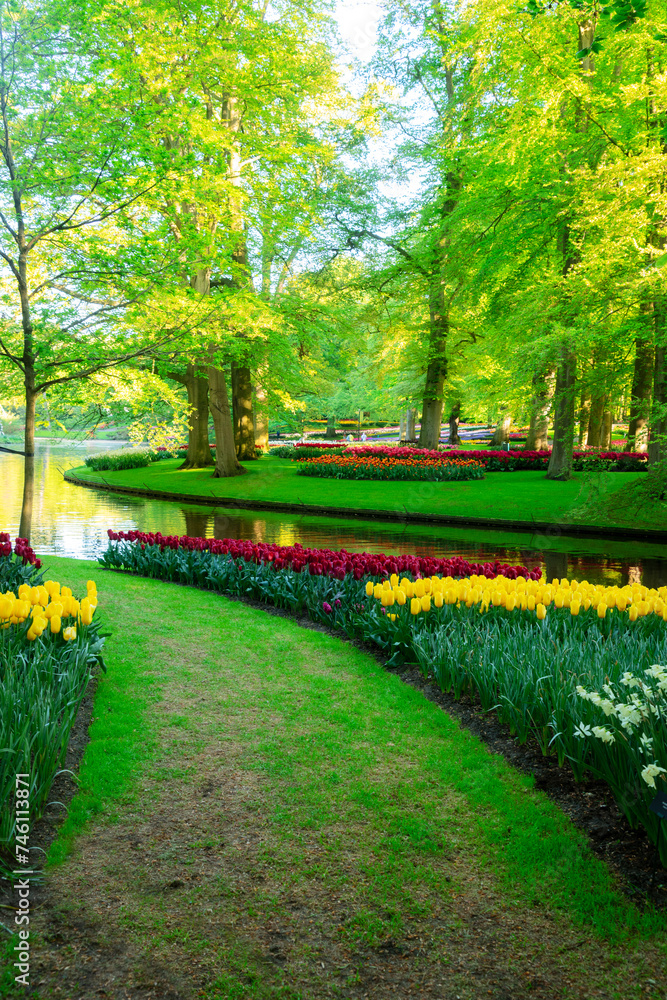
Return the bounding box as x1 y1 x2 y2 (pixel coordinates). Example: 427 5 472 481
1 0 666 534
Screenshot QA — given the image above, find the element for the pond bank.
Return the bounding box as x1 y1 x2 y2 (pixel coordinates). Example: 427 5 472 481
65 459 667 543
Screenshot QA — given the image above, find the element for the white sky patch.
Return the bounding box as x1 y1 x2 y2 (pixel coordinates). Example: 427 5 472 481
334 0 380 64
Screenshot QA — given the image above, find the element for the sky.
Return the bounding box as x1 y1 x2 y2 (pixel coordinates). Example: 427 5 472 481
334 0 380 66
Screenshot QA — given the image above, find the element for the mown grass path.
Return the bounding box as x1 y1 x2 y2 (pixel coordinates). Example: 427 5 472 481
4 556 667 1000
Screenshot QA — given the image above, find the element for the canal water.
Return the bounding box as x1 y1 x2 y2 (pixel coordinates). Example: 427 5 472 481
2 439 667 587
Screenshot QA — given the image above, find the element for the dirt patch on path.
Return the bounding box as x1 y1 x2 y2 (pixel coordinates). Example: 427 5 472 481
17 722 667 1000
22 748 667 1000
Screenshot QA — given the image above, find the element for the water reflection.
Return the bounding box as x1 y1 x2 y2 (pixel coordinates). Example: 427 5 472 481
1 439 667 586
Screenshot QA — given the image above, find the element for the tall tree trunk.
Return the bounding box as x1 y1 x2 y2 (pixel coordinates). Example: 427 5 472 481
489 408 511 448
578 391 590 447
407 408 417 441
19 382 36 540
547 342 577 480
232 363 256 460
254 379 269 452
418 280 447 448
586 393 607 447
209 362 244 478
626 330 654 452
448 400 462 445
223 92 256 463
601 408 612 449
525 368 555 450
648 298 667 465
18 238 36 540
325 416 337 439
179 364 213 469
548 22 595 480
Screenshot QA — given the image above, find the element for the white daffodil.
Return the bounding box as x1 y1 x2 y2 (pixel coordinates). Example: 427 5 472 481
599 699 617 717
645 665 667 680
573 723 592 739
575 685 588 698
621 672 641 689
640 763 667 788
617 704 642 727
592 726 615 744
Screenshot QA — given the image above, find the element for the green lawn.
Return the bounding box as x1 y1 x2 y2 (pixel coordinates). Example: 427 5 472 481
2 556 666 999
67 455 656 530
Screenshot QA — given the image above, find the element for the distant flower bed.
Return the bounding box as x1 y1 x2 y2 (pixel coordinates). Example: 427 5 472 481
283 444 647 472
296 454 485 482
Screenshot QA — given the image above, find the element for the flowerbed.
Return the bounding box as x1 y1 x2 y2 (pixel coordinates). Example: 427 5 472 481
296 454 485 482
103 530 538 580
0 533 42 589
0 539 106 870
280 444 648 472
101 530 666 863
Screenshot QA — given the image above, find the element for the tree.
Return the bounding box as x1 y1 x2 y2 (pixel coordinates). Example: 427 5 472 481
0 0 205 539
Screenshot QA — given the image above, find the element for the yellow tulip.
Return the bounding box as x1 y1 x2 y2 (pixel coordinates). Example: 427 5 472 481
50 615 61 633
0 596 13 618
381 590 394 607
400 577 411 592
365 581 374 597
536 603 546 620
583 598 591 611
86 580 96 592
80 606 93 626
18 584 30 602
410 598 421 615
396 589 407 606
526 595 536 611
390 574 398 588
492 591 502 607
434 592 443 608
554 591 564 608
628 605 639 621
616 595 627 612
63 626 77 641
26 628 37 641
373 584 383 600
598 603 607 619
382 579 391 591
421 594 431 612
414 579 425 598
506 595 516 611
388 613 397 621
61 587 72 599
570 600 580 616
